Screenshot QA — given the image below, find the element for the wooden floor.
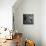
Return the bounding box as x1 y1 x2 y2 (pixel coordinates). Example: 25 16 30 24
0 39 16 46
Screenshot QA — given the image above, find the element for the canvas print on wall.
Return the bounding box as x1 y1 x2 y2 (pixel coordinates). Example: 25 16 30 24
23 14 34 24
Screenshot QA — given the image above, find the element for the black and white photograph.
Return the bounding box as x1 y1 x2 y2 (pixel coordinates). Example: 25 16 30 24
23 14 34 24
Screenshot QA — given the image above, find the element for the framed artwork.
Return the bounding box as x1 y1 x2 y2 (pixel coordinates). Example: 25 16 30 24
23 14 34 24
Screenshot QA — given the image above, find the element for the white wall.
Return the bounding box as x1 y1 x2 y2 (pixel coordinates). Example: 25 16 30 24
0 0 16 29
41 0 46 46
13 0 41 46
